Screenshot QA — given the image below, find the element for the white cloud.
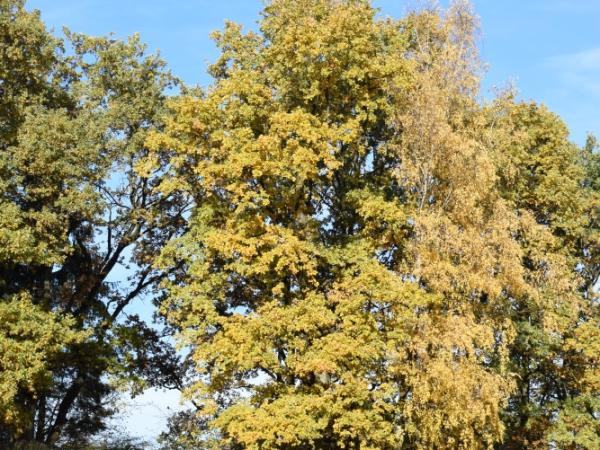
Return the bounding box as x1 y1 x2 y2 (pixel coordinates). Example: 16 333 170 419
547 47 600 97
552 48 600 70
539 0 600 13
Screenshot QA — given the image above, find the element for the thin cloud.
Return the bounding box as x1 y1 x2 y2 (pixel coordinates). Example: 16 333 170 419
547 47 600 97
539 0 600 13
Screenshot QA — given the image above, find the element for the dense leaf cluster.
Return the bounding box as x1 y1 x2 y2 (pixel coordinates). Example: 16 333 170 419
150 1 599 449
1 0 598 449
0 0 188 447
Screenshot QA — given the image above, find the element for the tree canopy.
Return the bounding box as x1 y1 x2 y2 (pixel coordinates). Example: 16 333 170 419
1 0 188 447
1 0 598 449
149 1 599 449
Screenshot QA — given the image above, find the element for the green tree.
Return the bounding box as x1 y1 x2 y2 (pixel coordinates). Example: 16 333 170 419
0 0 189 446
486 99 600 449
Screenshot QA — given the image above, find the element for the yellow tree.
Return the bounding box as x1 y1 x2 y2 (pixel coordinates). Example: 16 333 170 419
150 1 597 449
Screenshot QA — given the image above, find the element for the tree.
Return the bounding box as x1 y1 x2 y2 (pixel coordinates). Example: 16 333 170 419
486 99 600 449
2 0 597 448
0 0 189 446
148 0 598 448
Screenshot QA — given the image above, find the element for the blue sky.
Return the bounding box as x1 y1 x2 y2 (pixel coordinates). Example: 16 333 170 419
28 0 600 145
24 0 600 443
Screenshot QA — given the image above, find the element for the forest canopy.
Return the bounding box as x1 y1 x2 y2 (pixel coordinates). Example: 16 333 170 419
0 0 598 449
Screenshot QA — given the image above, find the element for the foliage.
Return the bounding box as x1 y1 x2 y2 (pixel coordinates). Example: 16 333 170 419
485 97 600 449
0 294 85 433
1 0 598 448
0 0 189 447
148 0 599 449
